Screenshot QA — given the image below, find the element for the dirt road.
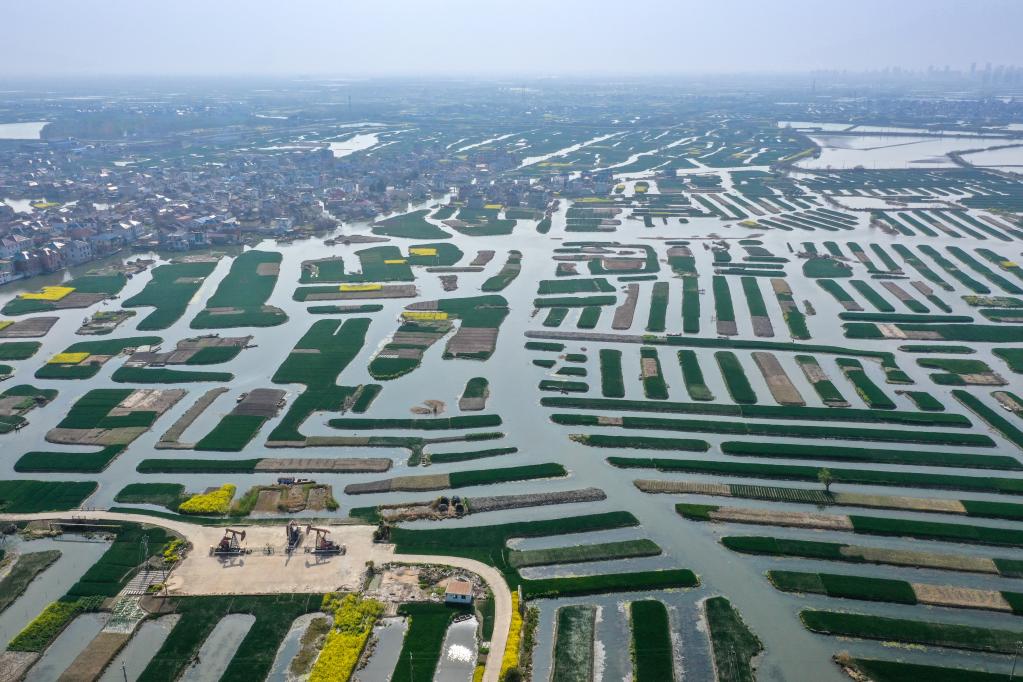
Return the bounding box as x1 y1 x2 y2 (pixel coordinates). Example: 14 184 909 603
1 510 512 682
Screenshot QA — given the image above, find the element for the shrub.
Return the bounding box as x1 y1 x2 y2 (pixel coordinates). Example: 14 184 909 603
310 594 384 682
8 597 104 651
179 484 236 515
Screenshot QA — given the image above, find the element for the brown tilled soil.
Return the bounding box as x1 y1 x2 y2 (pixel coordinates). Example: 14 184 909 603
0 316 58 338
57 632 130 682
159 388 229 445
716 319 738 336
612 284 638 330
635 479 732 496
253 489 283 512
844 546 999 573
911 583 1012 611
0 652 39 682
470 250 495 266
710 507 854 530
447 326 499 356
255 457 391 472
54 292 108 309
306 486 331 511
640 357 660 378
834 492 966 514
750 316 774 338
880 281 913 302
752 352 804 406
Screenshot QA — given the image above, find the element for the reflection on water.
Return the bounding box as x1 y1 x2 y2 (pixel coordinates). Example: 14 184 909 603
433 616 478 682
99 615 181 682
356 616 408 682
0 536 111 646
265 612 319 682
25 612 107 681
179 613 255 681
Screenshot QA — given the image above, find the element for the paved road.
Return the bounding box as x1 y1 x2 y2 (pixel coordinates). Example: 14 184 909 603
388 552 512 682
1 511 513 682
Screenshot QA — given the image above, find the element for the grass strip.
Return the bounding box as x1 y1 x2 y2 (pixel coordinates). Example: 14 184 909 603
0 480 97 512
610 458 1023 495
391 602 466 682
552 605 595 682
599 349 625 398
123 261 218 329
800 610 1023 654
640 347 668 400
646 281 669 332
509 539 661 568
631 600 674 682
523 569 696 600
561 414 987 446
541 396 970 427
720 440 1020 470
954 389 1023 450
715 351 756 404
706 596 762 682
0 550 61 614
15 445 126 473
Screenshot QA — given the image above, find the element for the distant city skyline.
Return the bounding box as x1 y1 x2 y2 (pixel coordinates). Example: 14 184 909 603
2 0 1022 78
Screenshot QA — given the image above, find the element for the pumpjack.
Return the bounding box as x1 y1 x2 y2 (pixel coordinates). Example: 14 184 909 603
285 520 302 553
304 525 344 555
210 528 250 556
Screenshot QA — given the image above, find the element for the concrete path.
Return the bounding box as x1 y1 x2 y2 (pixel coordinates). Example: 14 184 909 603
1 511 512 682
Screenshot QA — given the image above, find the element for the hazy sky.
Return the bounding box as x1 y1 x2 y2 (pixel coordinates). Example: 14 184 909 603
2 0 1021 77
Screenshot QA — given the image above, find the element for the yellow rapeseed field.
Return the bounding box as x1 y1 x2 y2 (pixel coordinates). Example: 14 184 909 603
409 247 438 256
339 283 382 292
20 286 75 301
179 484 236 515
309 594 383 682
402 310 448 321
48 352 90 365
501 592 523 676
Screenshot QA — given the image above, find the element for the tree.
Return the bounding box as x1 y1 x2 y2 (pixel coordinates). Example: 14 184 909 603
818 468 833 495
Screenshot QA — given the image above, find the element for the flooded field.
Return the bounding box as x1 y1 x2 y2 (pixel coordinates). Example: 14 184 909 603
2 104 1023 682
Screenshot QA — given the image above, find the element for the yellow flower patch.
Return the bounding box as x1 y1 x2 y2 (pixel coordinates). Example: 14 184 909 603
409 247 438 257
310 594 383 682
0 321 12 331
501 592 523 676
20 286 75 301
402 310 448 321
48 352 90 365
383 259 406 264
179 484 236 515
484 203 504 210
339 283 382 292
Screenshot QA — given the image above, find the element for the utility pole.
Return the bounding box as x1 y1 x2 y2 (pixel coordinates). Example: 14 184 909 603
1012 640 1022 681
121 660 128 682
